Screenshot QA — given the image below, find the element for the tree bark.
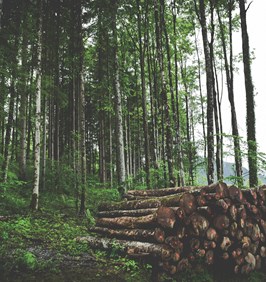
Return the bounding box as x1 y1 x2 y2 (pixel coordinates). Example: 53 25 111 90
30 0 43 210
239 0 258 187
195 0 215 184
112 0 126 194
89 226 165 243
75 236 172 260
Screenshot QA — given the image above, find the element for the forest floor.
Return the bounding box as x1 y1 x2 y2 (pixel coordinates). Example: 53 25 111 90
0 183 266 282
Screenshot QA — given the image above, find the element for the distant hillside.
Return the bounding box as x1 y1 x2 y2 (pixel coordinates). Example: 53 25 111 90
196 160 266 185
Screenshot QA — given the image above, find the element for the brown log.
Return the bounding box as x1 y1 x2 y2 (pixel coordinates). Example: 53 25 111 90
213 215 230 231
96 207 176 229
165 236 183 251
175 207 185 221
196 206 212 217
75 236 172 260
206 227 218 241
156 206 176 229
97 208 158 218
200 182 229 199
124 186 203 199
179 193 196 215
89 226 165 243
244 252 256 270
98 193 190 211
96 213 157 229
197 195 207 206
257 186 266 201
228 185 244 202
242 189 258 205
220 236 232 251
187 213 209 236
203 240 216 250
229 205 238 221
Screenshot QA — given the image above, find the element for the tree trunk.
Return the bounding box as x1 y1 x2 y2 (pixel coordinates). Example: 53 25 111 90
154 0 176 187
136 0 151 189
217 3 243 186
195 0 215 184
239 0 258 187
75 236 172 260
89 226 165 243
30 0 42 210
112 0 126 194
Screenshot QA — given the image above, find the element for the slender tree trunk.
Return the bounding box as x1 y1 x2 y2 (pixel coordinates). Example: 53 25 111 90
194 30 207 174
136 0 151 189
195 0 215 184
1 80 15 183
154 0 176 187
30 0 42 210
112 0 126 194
18 18 28 180
239 0 257 187
172 0 185 186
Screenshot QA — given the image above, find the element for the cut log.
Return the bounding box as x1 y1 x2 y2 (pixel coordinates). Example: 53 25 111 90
75 236 172 260
98 193 189 212
89 226 165 243
179 193 196 215
228 186 244 202
96 213 157 229
187 213 209 236
96 207 176 229
257 186 266 201
206 227 218 241
124 186 204 199
165 236 183 251
213 215 230 231
200 182 229 199
97 208 158 218
156 206 177 229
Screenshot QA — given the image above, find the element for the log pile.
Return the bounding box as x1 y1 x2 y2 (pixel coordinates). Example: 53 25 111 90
79 183 266 276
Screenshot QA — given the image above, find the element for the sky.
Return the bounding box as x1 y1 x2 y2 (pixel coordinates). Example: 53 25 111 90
222 0 266 166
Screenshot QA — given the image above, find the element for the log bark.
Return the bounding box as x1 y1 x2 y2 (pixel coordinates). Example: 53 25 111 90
96 207 176 229
75 236 172 260
99 192 199 211
97 208 158 218
124 186 205 199
89 226 165 243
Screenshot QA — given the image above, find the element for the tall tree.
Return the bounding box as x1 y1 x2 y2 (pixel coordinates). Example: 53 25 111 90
136 0 151 189
112 0 126 194
194 0 215 184
239 0 257 187
217 1 243 186
30 0 43 210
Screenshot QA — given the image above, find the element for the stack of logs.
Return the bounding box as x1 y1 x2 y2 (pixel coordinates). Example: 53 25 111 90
77 183 266 276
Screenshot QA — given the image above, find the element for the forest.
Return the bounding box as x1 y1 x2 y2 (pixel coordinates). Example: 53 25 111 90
0 0 265 281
